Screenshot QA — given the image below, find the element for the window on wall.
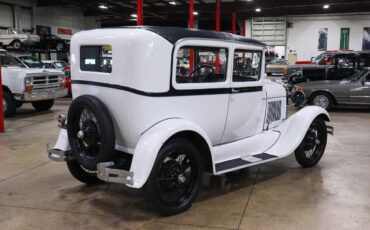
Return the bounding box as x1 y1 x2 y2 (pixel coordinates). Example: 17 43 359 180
80 45 112 73
176 46 228 83
233 50 262 82
340 28 350 50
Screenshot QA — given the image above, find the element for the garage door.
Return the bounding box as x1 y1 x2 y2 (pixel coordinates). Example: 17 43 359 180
20 7 32 30
0 4 14 30
252 17 286 46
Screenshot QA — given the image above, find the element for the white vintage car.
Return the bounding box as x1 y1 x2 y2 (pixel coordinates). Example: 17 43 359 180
48 27 333 216
0 28 40 50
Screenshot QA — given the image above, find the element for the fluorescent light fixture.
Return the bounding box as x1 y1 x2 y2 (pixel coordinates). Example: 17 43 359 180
98 5 108 9
131 13 138 18
193 11 198 15
169 1 176 5
323 4 330 9
246 0 253 2
255 8 261 12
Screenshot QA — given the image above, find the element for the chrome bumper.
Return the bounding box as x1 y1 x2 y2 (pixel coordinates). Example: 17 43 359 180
97 162 134 186
48 148 75 162
22 88 68 102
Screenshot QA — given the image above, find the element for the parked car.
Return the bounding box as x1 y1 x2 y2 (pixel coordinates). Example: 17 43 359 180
286 52 361 90
0 49 68 117
47 27 332 216
292 68 370 110
0 28 40 50
38 34 70 51
266 59 288 76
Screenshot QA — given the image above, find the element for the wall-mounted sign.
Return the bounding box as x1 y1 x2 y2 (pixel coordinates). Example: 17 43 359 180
36 25 51 35
318 28 328 51
57 28 72 35
363 27 370 50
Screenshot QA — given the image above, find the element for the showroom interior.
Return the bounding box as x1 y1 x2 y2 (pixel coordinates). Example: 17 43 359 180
0 0 370 229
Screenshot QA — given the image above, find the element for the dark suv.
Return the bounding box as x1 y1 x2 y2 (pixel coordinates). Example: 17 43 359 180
38 34 70 51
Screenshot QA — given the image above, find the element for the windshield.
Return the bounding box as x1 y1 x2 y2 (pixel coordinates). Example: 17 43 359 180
0 55 23 67
20 56 44 68
344 69 369 82
54 61 67 68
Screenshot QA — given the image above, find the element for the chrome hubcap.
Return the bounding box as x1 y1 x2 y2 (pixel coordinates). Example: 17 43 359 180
178 174 186 184
77 130 84 139
2 98 7 113
313 95 329 109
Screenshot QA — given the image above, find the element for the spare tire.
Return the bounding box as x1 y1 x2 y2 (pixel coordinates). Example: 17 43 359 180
67 95 115 170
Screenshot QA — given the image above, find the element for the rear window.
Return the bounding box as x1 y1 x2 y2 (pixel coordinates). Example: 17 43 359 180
80 45 112 73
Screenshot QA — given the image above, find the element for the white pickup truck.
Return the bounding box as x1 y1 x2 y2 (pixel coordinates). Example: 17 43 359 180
1 49 67 117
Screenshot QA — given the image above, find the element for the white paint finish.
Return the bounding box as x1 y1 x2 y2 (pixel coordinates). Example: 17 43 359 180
286 14 370 61
54 129 70 151
266 106 329 157
71 28 173 93
214 129 280 164
129 118 214 188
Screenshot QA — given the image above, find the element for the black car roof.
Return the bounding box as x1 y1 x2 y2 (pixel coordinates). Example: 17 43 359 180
120 26 266 46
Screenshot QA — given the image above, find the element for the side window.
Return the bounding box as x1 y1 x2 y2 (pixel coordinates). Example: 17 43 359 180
80 45 112 73
176 46 228 83
233 50 261 82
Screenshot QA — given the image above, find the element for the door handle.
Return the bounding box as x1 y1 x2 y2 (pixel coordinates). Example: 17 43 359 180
231 88 240 93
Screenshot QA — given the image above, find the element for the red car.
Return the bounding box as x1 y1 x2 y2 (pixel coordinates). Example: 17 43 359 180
64 65 71 95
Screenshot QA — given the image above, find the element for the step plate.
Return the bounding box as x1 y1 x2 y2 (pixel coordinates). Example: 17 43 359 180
215 153 277 172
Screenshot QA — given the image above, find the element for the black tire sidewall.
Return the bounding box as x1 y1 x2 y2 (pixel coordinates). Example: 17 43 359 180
145 138 203 216
3 91 17 118
66 159 103 185
67 95 115 170
294 118 327 168
31 100 54 111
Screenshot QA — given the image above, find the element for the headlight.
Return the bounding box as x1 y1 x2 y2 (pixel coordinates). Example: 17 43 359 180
58 75 65 82
25 78 32 86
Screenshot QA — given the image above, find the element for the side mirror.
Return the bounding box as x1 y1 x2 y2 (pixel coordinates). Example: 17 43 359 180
291 91 306 107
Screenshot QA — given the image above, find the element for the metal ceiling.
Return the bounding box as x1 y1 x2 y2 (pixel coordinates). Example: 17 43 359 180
37 0 370 30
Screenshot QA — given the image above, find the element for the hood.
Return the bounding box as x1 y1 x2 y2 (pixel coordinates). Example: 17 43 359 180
296 80 342 87
2 66 63 75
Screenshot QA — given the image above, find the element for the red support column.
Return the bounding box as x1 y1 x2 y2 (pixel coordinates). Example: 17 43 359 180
242 20 246 37
189 0 194 74
232 11 237 34
137 0 143 26
215 0 221 73
0 61 4 133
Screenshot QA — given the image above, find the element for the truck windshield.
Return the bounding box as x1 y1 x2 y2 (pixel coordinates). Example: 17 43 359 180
0 55 23 67
20 56 44 68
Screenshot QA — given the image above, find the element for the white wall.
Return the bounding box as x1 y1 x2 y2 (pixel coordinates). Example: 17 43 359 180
286 13 370 61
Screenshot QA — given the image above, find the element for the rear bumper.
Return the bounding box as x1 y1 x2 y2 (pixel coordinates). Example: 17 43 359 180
21 88 68 102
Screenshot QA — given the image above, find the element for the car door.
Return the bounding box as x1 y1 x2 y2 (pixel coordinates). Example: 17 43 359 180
221 47 264 143
349 73 370 104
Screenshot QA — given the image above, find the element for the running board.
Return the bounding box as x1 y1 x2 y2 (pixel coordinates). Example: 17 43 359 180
97 162 134 186
215 153 278 173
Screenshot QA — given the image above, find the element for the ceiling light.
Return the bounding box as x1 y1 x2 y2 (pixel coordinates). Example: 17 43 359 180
255 8 261 12
323 4 330 9
169 1 176 5
193 11 198 16
131 13 137 18
246 0 253 2
98 4 108 9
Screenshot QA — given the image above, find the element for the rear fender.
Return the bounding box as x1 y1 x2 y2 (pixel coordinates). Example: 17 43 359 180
129 118 213 188
265 106 329 157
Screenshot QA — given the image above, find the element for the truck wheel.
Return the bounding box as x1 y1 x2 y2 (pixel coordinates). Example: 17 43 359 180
67 95 115 171
3 91 17 118
66 159 103 185
31 100 54 111
145 138 203 216
294 117 327 168
309 92 332 110
12 40 22 50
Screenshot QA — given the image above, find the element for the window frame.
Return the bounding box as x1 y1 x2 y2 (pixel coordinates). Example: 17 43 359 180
172 39 232 90
79 45 113 74
231 46 264 87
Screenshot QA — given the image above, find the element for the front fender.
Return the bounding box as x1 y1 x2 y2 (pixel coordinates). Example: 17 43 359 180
265 106 330 157
129 118 213 188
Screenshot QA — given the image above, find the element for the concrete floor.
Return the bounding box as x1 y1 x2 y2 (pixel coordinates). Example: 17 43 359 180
0 98 369 230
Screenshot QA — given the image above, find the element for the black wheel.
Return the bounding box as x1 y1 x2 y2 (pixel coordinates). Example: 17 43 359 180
145 138 203 216
56 42 64 51
12 40 22 50
3 91 17 118
31 100 54 111
67 95 115 171
294 117 327 168
309 92 333 110
66 159 103 185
